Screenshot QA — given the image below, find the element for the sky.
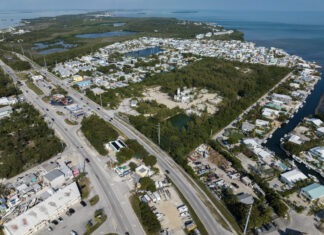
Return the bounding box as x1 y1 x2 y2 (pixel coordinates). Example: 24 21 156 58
1 0 324 11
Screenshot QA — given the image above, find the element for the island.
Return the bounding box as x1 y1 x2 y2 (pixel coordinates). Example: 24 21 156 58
0 12 323 235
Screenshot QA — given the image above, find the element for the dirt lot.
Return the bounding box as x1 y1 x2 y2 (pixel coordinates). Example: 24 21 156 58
154 187 186 235
142 86 222 114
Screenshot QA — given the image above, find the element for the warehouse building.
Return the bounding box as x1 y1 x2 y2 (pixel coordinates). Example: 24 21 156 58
3 182 80 235
300 183 324 201
280 169 308 186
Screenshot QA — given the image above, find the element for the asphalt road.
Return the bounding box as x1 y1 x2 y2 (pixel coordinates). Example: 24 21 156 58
0 60 145 235
15 54 236 235
213 71 293 139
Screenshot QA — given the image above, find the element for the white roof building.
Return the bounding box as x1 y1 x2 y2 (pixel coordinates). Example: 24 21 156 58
309 146 324 161
306 118 323 128
3 182 80 235
135 165 152 178
0 106 13 119
242 138 259 148
280 169 308 185
262 108 280 119
288 134 303 145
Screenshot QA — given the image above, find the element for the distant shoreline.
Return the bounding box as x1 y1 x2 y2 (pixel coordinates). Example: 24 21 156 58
171 10 198 14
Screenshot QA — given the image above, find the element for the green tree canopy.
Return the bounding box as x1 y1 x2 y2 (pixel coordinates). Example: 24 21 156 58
139 177 156 192
143 155 157 167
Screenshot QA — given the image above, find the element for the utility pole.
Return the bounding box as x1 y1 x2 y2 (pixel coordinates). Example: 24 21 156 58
243 202 253 235
99 93 103 107
43 56 47 70
158 123 161 146
19 43 24 56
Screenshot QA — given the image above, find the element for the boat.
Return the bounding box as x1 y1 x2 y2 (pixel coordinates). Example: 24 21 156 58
308 174 319 182
292 155 302 163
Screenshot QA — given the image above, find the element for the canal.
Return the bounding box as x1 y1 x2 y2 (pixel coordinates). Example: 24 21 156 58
264 68 324 183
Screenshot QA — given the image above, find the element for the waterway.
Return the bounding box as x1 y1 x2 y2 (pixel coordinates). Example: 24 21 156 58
32 40 77 54
168 113 190 130
2 9 324 179
116 9 324 181
126 46 162 58
75 30 136 39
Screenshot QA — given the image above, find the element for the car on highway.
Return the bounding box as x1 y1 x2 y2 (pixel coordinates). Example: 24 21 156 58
165 169 170 174
85 158 90 163
97 107 100 110
71 231 78 235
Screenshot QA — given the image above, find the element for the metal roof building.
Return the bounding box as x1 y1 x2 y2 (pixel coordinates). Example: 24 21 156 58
3 182 80 235
280 169 308 185
300 183 324 201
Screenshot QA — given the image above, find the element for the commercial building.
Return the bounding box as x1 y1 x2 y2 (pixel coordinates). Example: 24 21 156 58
3 182 81 235
43 169 65 189
135 165 151 178
0 106 13 119
114 165 130 177
300 183 324 201
280 169 308 185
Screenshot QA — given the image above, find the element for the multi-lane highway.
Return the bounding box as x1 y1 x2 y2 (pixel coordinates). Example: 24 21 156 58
0 59 145 235
14 53 238 235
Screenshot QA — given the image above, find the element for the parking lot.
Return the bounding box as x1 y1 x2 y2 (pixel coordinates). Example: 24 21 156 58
35 196 110 235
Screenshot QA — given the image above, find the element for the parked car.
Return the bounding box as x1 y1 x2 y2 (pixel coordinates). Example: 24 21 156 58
231 182 240 189
48 226 53 231
51 220 58 225
58 217 63 221
69 208 75 214
85 158 90 163
80 201 87 207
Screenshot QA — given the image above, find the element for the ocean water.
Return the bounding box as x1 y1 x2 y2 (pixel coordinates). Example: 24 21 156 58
0 9 88 29
115 9 324 179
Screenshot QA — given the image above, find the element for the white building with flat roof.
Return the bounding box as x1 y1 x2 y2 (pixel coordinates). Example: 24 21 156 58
3 182 80 235
280 169 308 185
0 106 13 119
